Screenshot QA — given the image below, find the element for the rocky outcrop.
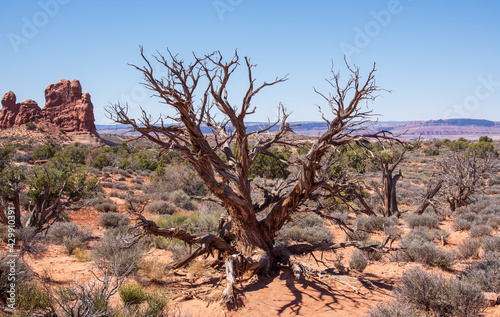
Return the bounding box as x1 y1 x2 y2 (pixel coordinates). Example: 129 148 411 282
0 91 42 128
0 79 96 132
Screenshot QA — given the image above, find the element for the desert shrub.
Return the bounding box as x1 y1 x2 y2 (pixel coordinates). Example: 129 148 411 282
457 238 481 259
452 218 472 231
345 230 370 242
149 164 208 197
146 201 177 215
113 182 130 190
395 267 486 317
277 213 333 245
98 212 130 228
405 213 440 229
368 300 424 317
92 228 144 276
423 146 439 156
25 121 36 130
63 236 87 255
94 201 117 213
461 252 500 293
356 216 395 232
486 215 500 229
32 141 60 160
100 182 115 189
73 248 91 262
169 189 195 210
130 184 144 191
89 153 110 170
349 250 368 272
481 236 500 253
117 176 126 181
16 282 53 314
396 239 454 269
48 222 92 243
119 284 147 306
131 177 144 184
144 292 169 316
456 211 479 222
249 148 290 179
469 224 492 237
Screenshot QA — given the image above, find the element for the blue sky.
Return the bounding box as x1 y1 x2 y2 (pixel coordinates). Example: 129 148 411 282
1 0 500 124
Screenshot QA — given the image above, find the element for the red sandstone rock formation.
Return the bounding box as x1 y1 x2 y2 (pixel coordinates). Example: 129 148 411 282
0 79 96 132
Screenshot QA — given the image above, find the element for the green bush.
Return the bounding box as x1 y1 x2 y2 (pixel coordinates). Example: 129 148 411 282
32 141 61 160
119 283 147 306
249 148 290 179
16 282 53 314
25 121 36 131
90 153 110 170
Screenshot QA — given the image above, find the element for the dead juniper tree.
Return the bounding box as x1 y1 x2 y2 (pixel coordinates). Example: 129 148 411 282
439 149 497 211
107 48 397 303
366 147 405 217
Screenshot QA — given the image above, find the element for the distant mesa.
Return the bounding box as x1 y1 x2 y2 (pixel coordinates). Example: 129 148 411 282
0 79 96 133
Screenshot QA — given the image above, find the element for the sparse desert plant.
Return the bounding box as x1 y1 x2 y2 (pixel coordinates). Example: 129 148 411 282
405 213 440 229
16 282 53 315
356 215 395 232
349 249 369 272
73 248 91 262
94 201 117 213
469 224 492 238
277 213 333 245
395 267 486 317
368 300 425 317
452 218 472 232
169 189 195 210
98 212 130 228
119 283 147 306
63 236 87 255
345 230 371 242
48 222 92 243
481 236 500 252
396 239 455 270
92 228 144 276
457 238 481 259
461 251 500 293
146 201 177 215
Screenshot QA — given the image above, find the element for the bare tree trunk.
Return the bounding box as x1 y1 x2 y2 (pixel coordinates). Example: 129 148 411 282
416 179 443 214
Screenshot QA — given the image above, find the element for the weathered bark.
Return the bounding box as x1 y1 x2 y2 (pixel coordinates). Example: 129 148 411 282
415 179 443 214
376 150 405 217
